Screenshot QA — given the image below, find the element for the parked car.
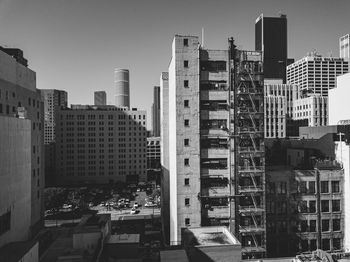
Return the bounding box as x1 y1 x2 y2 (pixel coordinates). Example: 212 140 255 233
133 202 139 208
145 202 157 208
130 208 140 214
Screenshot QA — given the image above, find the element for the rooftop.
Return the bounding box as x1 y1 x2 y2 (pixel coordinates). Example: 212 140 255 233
183 226 240 247
160 250 189 262
0 240 37 262
106 234 140 244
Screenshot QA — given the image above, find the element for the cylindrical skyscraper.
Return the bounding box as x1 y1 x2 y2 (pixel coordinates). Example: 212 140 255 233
114 68 130 108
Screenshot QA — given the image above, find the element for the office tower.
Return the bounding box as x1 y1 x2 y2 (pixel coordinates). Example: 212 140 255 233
255 14 288 83
264 84 297 138
152 86 161 136
40 89 67 186
287 54 349 97
114 69 130 108
329 72 350 125
163 35 266 258
340 34 349 60
55 105 147 185
0 48 44 238
147 137 160 169
94 91 107 106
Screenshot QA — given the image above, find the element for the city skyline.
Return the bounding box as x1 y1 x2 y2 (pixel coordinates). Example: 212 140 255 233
0 0 349 129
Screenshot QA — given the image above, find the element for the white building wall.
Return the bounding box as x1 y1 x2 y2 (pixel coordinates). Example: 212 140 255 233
329 73 350 125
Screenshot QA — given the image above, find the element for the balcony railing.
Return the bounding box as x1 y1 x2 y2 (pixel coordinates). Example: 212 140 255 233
239 225 265 233
238 205 265 213
238 166 264 172
201 187 230 197
238 185 263 193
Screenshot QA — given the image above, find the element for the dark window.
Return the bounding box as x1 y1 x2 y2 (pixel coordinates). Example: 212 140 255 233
322 239 330 251
309 200 316 213
184 158 189 166
321 181 329 193
333 219 341 231
183 38 188 46
333 238 341 250
185 198 190 206
6 105 9 114
308 181 315 194
321 200 329 212
310 239 317 251
184 60 189 68
184 178 189 186
309 220 316 232
184 80 189 88
331 181 340 193
184 119 189 126
185 218 190 226
322 219 329 232
184 100 189 107
0 104 2 113
184 139 189 146
0 211 11 235
332 200 341 212
299 181 307 193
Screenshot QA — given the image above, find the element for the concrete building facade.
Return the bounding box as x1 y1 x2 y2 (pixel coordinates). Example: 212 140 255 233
114 69 130 108
147 137 160 169
329 72 350 125
340 34 349 60
163 35 266 258
55 105 147 185
287 55 349 97
94 91 107 106
152 86 161 136
293 95 328 127
0 116 31 247
0 48 44 236
40 89 67 186
264 84 297 138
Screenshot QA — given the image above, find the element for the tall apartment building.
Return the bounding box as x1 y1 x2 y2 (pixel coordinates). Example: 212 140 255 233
0 48 44 237
147 137 160 169
55 105 147 185
340 34 349 60
152 86 161 136
114 69 130 108
255 14 293 83
163 35 266 258
94 91 107 106
264 84 297 138
287 55 349 97
41 89 67 186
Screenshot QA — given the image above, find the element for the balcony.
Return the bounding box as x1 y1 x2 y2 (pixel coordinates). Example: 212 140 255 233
206 206 230 219
201 90 229 101
239 205 265 213
201 168 230 178
238 166 264 173
237 145 264 154
201 148 228 158
201 187 230 197
239 225 265 233
238 185 263 193
201 110 229 120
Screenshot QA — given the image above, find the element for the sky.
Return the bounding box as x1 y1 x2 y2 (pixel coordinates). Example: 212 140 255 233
0 0 349 130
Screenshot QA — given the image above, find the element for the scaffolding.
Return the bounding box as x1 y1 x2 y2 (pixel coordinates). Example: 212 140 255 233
229 38 266 259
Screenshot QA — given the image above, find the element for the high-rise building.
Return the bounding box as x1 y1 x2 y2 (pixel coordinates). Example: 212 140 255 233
162 35 266 258
255 14 288 83
40 89 67 186
287 54 349 97
340 34 349 60
94 91 107 106
55 105 147 185
147 137 160 169
264 84 297 138
152 86 161 136
0 48 44 237
114 69 130 108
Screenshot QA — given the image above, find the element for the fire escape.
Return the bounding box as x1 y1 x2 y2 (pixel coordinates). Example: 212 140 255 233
229 40 266 259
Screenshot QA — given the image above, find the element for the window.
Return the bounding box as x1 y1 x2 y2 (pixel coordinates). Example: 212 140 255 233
184 158 189 166
0 211 11 235
331 181 340 193
321 200 329 212
183 38 188 46
185 198 190 206
309 200 316 213
184 80 189 88
308 181 316 194
333 238 341 250
299 181 307 193
310 239 317 251
333 219 341 231
184 119 189 127
184 100 189 107
322 239 330 250
185 218 190 226
322 219 330 232
184 60 189 68
184 178 189 186
184 139 189 146
332 200 341 212
309 220 316 232
321 181 329 193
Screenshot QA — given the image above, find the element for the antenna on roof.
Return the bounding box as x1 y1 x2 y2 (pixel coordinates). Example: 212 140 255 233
202 28 204 48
